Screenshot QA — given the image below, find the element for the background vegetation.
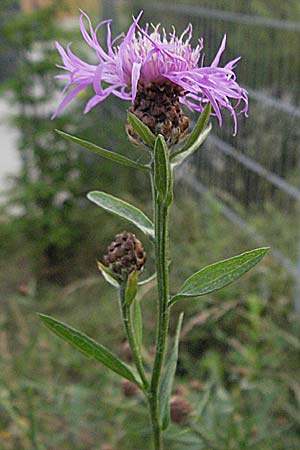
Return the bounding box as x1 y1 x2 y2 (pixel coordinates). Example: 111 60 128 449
0 1 300 449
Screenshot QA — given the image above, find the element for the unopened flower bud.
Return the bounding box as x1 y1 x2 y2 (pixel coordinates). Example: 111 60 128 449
102 231 146 279
126 81 189 147
170 395 192 425
121 380 138 398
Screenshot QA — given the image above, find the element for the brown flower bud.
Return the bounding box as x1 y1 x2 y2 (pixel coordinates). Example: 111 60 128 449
126 81 189 147
102 231 146 279
170 395 192 425
121 380 138 398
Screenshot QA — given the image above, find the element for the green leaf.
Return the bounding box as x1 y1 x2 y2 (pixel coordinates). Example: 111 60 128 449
170 247 269 305
159 312 184 430
125 271 138 305
171 124 212 167
177 103 211 153
138 272 157 286
127 112 156 147
55 130 149 171
87 191 154 241
170 103 211 165
97 261 120 288
38 314 140 386
132 299 143 355
154 134 170 203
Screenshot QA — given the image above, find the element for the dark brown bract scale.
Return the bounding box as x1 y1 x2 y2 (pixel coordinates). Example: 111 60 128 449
126 81 189 147
102 231 146 279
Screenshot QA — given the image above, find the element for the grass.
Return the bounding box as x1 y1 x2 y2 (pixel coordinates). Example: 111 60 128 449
0 189 299 449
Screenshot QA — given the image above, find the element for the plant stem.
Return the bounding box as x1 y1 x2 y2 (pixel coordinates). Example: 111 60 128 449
148 175 171 449
120 287 149 390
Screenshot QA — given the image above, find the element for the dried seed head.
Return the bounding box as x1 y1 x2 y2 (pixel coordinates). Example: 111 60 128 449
170 395 192 425
102 231 146 279
121 380 138 398
126 81 189 147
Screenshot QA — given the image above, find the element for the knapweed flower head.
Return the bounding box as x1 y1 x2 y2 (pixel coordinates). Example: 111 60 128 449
102 231 146 279
53 10 248 139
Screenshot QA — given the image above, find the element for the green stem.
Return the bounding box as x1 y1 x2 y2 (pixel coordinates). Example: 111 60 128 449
148 174 171 450
120 287 149 390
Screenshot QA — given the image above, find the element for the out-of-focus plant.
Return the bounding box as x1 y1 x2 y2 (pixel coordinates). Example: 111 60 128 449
0 2 89 282
38 9 268 450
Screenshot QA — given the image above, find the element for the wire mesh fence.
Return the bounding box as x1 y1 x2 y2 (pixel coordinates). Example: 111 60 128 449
125 0 300 310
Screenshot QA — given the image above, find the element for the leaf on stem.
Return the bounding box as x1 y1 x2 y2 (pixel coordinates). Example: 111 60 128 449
38 314 140 386
125 270 138 305
55 130 149 171
171 124 211 167
127 112 156 147
97 260 120 288
87 191 155 241
170 103 212 167
159 312 184 430
154 135 170 203
170 247 269 305
132 298 143 355
138 272 157 286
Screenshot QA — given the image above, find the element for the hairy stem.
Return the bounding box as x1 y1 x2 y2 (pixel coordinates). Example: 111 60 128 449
120 287 149 390
148 174 171 450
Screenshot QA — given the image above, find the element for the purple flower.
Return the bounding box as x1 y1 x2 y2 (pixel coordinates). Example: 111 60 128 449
53 10 248 135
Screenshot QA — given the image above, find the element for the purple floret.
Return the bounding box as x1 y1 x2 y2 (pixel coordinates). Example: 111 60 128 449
53 10 248 135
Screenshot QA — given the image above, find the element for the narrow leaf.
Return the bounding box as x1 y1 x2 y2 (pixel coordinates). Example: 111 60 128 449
138 272 157 286
38 314 140 385
171 124 212 167
97 261 120 288
87 191 154 241
176 103 211 154
154 134 170 202
159 312 184 430
127 112 156 147
170 247 269 305
132 299 143 355
55 129 149 171
125 271 138 305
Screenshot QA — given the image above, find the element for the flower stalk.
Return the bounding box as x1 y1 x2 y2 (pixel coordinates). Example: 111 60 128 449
148 179 172 449
119 284 149 391
39 9 270 450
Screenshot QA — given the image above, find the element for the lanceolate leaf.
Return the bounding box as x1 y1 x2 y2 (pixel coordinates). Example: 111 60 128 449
154 134 170 203
55 130 149 171
127 112 156 147
171 124 211 167
170 247 269 305
159 312 184 430
38 314 140 386
173 103 211 155
125 270 138 305
170 103 211 166
132 299 143 355
97 261 120 288
138 272 157 286
87 191 154 241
